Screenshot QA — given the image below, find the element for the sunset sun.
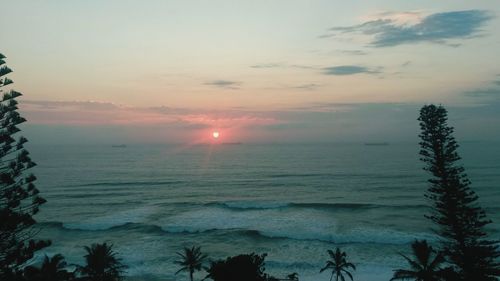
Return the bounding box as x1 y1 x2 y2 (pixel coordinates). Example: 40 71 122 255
212 131 220 139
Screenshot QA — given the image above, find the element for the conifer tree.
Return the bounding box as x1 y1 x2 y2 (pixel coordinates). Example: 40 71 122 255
0 53 50 277
418 104 500 280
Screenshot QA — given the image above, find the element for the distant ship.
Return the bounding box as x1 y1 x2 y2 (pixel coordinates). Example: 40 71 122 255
221 142 243 145
364 142 389 146
111 144 127 148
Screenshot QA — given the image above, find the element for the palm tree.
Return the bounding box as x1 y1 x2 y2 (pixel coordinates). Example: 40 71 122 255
24 254 73 281
79 243 126 281
391 240 445 281
40 254 72 281
23 254 72 281
174 246 207 281
320 248 356 281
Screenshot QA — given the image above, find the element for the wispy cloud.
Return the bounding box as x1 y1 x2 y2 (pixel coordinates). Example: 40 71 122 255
293 83 321 91
401 61 412 67
465 88 500 97
323 65 381 76
250 63 283 69
20 100 500 143
324 10 493 47
337 49 368 56
205 80 241 89
289 102 358 113
23 100 121 110
250 63 317 70
20 100 280 128
464 78 500 99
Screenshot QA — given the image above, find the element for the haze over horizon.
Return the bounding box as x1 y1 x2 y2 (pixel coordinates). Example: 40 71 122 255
2 0 500 144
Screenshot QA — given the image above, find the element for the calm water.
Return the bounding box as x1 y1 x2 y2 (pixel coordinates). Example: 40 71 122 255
28 142 500 281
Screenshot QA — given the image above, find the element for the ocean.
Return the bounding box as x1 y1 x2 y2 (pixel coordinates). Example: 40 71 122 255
28 142 500 281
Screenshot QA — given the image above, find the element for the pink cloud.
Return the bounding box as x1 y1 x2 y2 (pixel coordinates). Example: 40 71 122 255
19 100 281 128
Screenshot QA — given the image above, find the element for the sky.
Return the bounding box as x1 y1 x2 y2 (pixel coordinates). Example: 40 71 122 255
2 0 500 144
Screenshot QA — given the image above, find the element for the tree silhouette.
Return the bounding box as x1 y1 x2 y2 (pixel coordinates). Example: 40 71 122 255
391 240 445 281
78 243 126 281
24 254 73 281
418 104 500 280
204 253 268 281
174 246 207 281
287 272 299 281
320 248 356 281
0 53 50 278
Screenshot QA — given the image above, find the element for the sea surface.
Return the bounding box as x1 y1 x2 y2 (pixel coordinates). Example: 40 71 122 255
28 142 500 281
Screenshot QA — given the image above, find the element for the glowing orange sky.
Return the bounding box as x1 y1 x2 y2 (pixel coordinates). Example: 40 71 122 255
2 1 500 143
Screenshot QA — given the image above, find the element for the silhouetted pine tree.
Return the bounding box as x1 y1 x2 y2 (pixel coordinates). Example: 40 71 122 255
0 53 50 278
418 104 500 280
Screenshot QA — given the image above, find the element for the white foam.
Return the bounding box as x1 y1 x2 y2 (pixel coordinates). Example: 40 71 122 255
162 207 435 244
63 206 156 230
163 207 336 239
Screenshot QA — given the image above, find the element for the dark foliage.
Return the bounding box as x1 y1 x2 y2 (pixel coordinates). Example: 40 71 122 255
23 254 74 281
320 248 355 281
0 53 50 278
204 253 271 281
286 272 299 281
78 243 126 281
391 240 445 281
174 246 207 281
418 104 500 280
